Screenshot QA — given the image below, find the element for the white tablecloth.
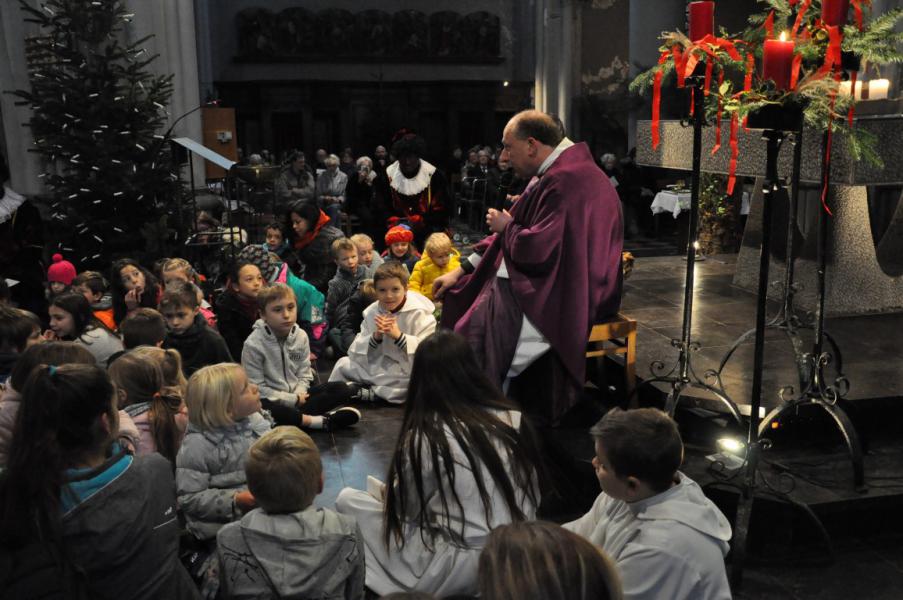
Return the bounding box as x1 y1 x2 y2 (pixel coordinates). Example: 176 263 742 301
651 190 691 218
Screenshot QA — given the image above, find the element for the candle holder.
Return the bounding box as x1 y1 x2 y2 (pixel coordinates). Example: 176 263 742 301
634 67 743 426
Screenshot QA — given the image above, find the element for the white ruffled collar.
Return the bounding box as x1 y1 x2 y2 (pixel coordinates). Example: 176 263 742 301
386 159 436 196
0 184 26 226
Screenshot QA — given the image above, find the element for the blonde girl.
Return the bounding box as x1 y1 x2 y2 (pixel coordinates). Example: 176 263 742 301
130 345 189 393
176 363 271 541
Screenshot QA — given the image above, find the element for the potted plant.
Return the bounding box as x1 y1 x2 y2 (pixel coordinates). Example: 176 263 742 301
697 173 735 255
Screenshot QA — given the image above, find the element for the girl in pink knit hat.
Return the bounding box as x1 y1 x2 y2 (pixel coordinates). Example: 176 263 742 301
46 253 76 298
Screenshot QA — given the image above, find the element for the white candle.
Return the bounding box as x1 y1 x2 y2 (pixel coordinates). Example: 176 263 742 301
869 79 890 100
838 80 863 98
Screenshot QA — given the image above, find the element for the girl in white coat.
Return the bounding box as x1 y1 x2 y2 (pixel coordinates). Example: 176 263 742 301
335 330 543 597
328 262 437 403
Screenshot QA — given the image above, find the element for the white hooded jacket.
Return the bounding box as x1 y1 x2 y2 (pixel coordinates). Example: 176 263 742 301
565 472 732 600
241 320 314 407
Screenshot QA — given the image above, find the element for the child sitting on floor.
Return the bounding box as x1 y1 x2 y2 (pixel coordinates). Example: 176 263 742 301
0 305 41 382
335 330 542 597
215 260 264 361
161 282 232 375
408 232 460 302
328 262 436 403
351 232 383 278
46 253 76 299
110 258 162 326
0 363 196 598
564 408 732 600
47 293 123 367
328 279 377 358
217 427 364 599
108 351 188 463
381 225 420 273
478 521 622 600
326 238 367 330
72 271 115 330
160 258 216 327
261 221 290 259
242 283 361 431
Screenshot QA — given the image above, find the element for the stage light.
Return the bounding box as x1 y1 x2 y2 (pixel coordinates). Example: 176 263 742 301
503 80 510 87
717 437 745 455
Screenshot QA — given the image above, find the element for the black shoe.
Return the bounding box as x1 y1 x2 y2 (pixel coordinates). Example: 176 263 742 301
351 384 376 403
323 407 361 431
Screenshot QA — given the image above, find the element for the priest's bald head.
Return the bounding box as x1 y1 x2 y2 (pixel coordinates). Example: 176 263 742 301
501 110 565 179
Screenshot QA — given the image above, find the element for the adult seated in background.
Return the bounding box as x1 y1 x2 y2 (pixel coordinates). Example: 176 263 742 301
285 202 344 294
466 149 501 207
434 109 623 426
314 148 328 173
345 156 386 243
275 151 316 209
496 156 526 210
384 131 451 248
339 148 357 177
315 154 348 231
373 145 389 177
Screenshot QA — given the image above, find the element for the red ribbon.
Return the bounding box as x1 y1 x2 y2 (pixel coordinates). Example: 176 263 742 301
689 88 695 116
792 0 813 37
651 51 668 150
742 52 754 130
673 46 687 88
704 59 714 96
851 0 869 30
790 53 803 90
764 11 775 39
847 70 858 127
727 113 740 195
711 70 725 156
819 25 843 76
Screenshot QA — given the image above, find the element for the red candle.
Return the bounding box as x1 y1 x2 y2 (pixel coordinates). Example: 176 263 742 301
763 34 795 91
689 1 715 41
821 0 850 27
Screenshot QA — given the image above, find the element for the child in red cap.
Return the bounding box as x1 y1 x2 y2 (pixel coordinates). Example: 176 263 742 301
47 253 76 298
381 225 420 273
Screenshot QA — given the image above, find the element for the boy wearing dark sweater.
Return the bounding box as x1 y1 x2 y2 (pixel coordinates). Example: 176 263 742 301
326 238 367 327
161 281 232 375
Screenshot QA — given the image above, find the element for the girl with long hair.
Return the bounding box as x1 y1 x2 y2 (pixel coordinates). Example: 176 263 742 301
110 258 162 325
47 293 123 367
108 352 188 464
0 364 196 598
130 345 188 393
335 330 543 597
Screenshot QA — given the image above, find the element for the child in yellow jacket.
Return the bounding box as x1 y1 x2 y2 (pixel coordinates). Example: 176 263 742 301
408 233 460 302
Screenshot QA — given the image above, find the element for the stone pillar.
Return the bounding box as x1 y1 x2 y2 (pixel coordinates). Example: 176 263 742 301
627 0 685 149
534 0 580 134
0 2 42 194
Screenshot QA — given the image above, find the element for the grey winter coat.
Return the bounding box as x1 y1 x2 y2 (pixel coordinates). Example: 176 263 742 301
176 412 272 540
326 265 367 324
241 320 314 408
217 505 365 600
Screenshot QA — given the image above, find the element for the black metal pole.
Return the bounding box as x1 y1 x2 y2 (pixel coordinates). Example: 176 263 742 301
813 131 831 360
780 126 804 322
680 79 706 381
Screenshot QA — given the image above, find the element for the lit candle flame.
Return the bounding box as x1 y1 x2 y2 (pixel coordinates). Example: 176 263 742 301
779 31 788 42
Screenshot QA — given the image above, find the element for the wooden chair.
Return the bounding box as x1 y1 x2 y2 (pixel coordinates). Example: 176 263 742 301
586 313 638 407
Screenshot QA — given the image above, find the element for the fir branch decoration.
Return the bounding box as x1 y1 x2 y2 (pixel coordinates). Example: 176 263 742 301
843 9 903 64
12 0 179 267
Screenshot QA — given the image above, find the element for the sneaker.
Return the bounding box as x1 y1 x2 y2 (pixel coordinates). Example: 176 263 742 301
323 407 361 431
351 384 376 403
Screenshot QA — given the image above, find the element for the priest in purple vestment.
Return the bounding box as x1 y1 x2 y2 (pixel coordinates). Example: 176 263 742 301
435 110 623 424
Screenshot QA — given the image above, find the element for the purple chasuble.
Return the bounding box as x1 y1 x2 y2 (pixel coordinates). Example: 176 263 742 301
442 142 623 398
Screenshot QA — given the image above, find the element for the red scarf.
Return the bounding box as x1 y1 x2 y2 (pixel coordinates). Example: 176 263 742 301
236 293 259 321
292 210 331 250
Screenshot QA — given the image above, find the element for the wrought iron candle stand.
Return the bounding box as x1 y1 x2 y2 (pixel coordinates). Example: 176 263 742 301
705 68 864 491
729 116 793 587
638 71 743 426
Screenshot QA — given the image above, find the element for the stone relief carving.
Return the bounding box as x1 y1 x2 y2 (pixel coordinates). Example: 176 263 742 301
235 7 502 61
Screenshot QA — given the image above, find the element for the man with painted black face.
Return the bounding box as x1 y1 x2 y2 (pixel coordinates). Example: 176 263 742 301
383 132 450 247
434 109 623 425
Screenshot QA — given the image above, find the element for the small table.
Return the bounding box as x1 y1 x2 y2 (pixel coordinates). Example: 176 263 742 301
651 190 692 218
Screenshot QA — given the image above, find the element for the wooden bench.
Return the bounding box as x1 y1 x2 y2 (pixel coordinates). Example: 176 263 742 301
586 313 638 407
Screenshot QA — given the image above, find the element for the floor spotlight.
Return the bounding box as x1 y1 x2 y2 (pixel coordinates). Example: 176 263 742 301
717 437 746 455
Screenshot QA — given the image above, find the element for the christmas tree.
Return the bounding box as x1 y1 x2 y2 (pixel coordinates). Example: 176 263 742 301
13 0 179 268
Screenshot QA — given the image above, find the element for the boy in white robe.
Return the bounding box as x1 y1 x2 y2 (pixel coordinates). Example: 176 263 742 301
328 262 436 403
565 408 733 600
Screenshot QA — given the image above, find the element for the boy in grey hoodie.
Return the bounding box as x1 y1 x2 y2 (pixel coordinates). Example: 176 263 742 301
241 283 363 431
217 426 365 600
564 408 732 600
